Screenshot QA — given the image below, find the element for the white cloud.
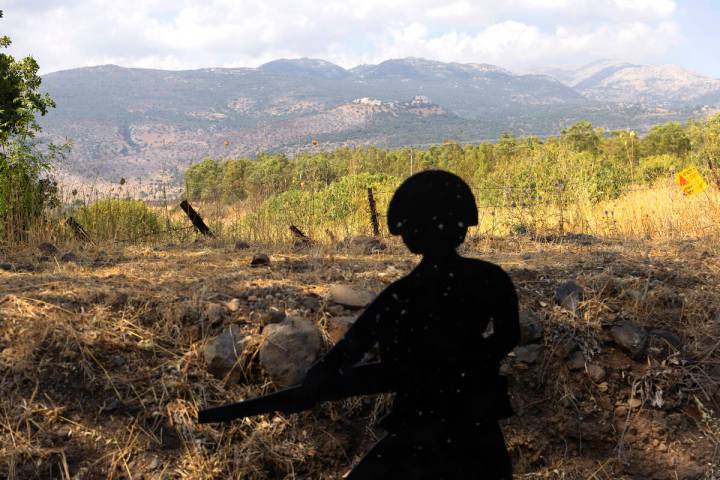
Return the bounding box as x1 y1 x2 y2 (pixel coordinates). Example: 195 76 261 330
1 0 684 74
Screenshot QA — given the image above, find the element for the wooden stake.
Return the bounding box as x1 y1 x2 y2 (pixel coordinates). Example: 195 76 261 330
180 200 214 237
367 188 380 237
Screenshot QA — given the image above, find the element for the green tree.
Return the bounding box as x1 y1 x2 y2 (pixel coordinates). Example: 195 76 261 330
561 120 601 155
0 10 63 241
641 122 691 157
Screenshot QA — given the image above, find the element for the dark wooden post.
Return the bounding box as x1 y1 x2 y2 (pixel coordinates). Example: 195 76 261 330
66 217 92 243
289 225 312 245
367 188 380 237
180 200 214 237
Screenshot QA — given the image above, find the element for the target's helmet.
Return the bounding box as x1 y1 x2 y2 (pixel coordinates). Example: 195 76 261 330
387 170 478 236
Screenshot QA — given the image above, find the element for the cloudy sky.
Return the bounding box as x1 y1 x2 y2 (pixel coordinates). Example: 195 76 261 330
3 0 719 77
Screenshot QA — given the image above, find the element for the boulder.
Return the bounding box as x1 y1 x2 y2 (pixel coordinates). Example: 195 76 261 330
327 316 356 344
259 317 323 387
328 284 375 309
203 325 245 382
250 253 270 267
554 281 584 312
610 322 648 359
519 312 544 345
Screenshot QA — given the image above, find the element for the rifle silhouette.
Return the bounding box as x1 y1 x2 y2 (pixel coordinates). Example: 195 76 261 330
199 362 393 424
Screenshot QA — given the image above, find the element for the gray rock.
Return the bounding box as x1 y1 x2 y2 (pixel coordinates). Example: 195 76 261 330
259 317 323 386
203 325 245 382
647 329 682 358
514 344 544 365
327 316 356 344
610 321 648 359
226 298 242 313
519 312 544 345
555 281 584 312
234 240 250 250
587 364 606 382
567 350 585 370
328 284 375 308
0 263 14 272
342 235 386 254
60 252 79 263
259 306 286 325
108 292 129 310
38 242 59 255
250 253 270 267
204 303 227 326
301 295 321 311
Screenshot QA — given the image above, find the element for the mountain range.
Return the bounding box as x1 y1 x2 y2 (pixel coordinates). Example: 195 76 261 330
38 57 720 190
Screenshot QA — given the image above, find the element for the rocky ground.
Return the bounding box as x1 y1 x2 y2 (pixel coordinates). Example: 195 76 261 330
1 235 719 479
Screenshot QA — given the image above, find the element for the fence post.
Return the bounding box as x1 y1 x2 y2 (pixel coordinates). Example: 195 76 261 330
180 200 214 237
367 188 380 237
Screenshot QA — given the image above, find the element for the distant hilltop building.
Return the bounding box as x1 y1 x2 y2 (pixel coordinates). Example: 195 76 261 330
352 97 383 106
410 95 432 106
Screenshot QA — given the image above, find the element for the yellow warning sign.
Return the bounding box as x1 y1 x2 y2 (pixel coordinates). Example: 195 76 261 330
675 167 708 197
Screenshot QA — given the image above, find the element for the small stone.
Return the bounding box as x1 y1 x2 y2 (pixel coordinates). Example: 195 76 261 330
326 304 347 316
226 298 242 313
342 235 386 254
301 295 321 311
259 317 323 386
329 284 375 309
587 364 606 382
647 329 682 358
554 338 577 360
519 312 544 345
60 252 79 263
327 316 356 343
234 240 250 250
627 398 643 409
250 254 270 267
610 321 649 359
259 306 286 325
514 344 544 365
554 281 584 312
146 457 161 471
38 242 59 255
248 295 259 302
567 351 585 370
0 263 14 272
110 355 126 368
203 325 245 382
204 303 227 326
108 292 129 310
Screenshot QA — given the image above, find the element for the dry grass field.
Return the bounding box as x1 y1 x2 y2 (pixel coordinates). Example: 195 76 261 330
1 232 719 479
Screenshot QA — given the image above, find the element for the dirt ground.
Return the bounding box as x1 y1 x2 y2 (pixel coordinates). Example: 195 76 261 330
1 235 719 479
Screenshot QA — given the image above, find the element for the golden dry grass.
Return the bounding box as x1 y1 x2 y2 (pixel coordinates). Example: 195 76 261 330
1 233 719 479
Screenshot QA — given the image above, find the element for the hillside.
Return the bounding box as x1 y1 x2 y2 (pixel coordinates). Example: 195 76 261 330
543 60 720 105
38 58 720 185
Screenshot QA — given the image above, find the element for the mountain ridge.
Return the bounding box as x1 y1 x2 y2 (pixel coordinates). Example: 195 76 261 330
37 57 720 186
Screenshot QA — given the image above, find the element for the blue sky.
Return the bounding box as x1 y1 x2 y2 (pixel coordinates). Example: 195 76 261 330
2 0 719 78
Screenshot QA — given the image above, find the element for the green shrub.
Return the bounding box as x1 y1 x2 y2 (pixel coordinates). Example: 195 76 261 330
74 199 162 242
637 154 681 185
